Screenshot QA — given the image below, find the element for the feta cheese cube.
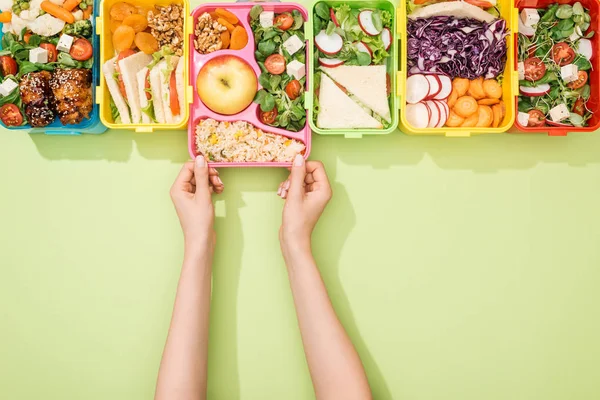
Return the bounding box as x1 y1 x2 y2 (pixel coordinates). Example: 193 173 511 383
29 47 48 64
518 61 525 80
0 79 18 97
57 34 74 53
549 104 570 122
286 60 305 81
259 11 274 28
560 64 578 83
521 8 540 27
517 111 530 127
283 35 304 56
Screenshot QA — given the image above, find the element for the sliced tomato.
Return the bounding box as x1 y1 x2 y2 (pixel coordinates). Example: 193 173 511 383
527 109 546 127
265 54 286 75
0 56 18 76
285 79 302 100
259 107 277 125
40 43 57 63
145 69 151 100
568 71 588 89
23 32 32 44
572 98 585 116
70 38 93 61
524 57 546 81
552 42 575 66
274 13 294 30
116 49 136 99
0 104 23 126
169 70 180 116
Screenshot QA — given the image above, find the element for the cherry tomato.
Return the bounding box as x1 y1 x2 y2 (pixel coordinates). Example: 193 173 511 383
568 71 588 89
552 42 575 66
285 79 302 100
23 32 32 44
40 43 57 63
0 55 18 76
70 38 93 61
259 107 278 125
144 69 151 100
169 71 180 116
0 104 23 126
264 54 286 75
527 109 546 127
116 49 135 98
524 57 546 81
572 98 585 116
274 13 294 30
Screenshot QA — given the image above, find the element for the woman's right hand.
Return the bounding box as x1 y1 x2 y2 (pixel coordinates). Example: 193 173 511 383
278 155 332 255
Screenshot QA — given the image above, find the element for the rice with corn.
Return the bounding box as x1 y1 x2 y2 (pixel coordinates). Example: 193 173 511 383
195 119 305 162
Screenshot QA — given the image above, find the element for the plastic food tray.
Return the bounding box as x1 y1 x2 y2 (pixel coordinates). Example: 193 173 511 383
0 0 106 135
306 0 399 138
96 0 191 132
512 0 600 136
187 2 312 167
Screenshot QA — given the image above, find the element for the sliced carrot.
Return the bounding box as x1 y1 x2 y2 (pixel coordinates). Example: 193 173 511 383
461 113 478 127
476 105 493 127
82 5 92 19
218 17 235 32
491 103 502 128
447 89 458 108
445 110 465 127
454 96 478 118
0 11 12 23
467 77 485 100
452 77 469 97
62 0 81 12
230 26 248 50
477 98 500 105
483 79 502 99
41 1 74 23
220 30 230 49
215 8 239 24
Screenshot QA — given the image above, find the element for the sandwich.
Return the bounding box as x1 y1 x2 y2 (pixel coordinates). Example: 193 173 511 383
320 65 391 123
408 1 496 22
317 73 383 129
103 57 131 124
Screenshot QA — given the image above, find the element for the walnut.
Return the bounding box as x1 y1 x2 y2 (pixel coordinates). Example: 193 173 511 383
194 12 227 55
147 4 184 56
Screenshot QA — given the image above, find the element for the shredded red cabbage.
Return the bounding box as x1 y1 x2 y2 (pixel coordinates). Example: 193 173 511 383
407 16 509 79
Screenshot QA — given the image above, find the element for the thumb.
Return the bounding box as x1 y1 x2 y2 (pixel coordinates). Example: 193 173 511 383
287 154 306 201
194 155 210 200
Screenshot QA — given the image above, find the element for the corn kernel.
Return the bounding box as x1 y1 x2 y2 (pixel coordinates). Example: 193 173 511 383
284 140 292 146
209 134 218 144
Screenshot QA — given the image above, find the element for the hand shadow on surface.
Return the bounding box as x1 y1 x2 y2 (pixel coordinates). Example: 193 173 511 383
132 130 190 163
310 153 394 400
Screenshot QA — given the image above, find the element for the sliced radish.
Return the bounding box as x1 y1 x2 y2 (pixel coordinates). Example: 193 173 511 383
520 84 551 97
435 101 449 127
315 30 343 55
405 103 429 129
405 74 430 104
424 102 431 121
518 17 535 37
424 75 441 100
578 38 593 60
434 75 452 100
330 8 340 27
381 28 392 51
358 10 381 36
425 100 440 128
355 41 373 57
319 57 344 68
547 120 571 127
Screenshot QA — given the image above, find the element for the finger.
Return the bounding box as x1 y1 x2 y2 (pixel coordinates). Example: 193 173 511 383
193 155 211 201
287 154 306 202
209 174 223 189
208 168 220 176
305 161 330 190
172 162 195 193
214 184 224 194
304 173 315 185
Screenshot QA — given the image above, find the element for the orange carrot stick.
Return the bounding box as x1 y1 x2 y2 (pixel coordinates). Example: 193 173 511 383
41 1 75 23
62 0 82 12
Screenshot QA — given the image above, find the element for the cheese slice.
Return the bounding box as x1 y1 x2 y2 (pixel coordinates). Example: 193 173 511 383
321 65 391 122
317 73 382 129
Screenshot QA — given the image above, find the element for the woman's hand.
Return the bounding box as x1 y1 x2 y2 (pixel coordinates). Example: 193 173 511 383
278 155 332 255
170 156 224 249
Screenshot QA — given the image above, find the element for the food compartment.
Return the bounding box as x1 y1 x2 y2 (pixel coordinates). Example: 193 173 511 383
307 0 399 138
513 0 600 135
188 2 311 167
97 0 190 132
399 0 516 136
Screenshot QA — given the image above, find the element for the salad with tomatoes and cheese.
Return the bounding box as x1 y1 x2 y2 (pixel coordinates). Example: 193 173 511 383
517 3 594 128
0 0 94 127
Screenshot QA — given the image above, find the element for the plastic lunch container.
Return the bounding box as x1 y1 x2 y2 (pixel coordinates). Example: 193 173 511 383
306 0 399 138
399 0 600 137
96 0 191 132
0 0 106 135
187 2 312 167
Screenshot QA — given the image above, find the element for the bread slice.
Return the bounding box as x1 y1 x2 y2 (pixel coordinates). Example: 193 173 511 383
117 52 153 124
102 57 131 124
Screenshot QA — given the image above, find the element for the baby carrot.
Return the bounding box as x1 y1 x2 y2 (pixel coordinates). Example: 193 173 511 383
41 1 75 23
62 0 82 12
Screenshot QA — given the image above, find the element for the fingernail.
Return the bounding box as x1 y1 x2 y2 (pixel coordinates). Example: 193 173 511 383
217 177 223 185
196 155 205 167
294 154 304 167
277 187 282 196
284 180 290 190
281 189 287 198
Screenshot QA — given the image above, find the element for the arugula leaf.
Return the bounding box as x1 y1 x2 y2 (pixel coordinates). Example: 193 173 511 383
258 73 271 89
315 3 330 20
269 74 282 91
